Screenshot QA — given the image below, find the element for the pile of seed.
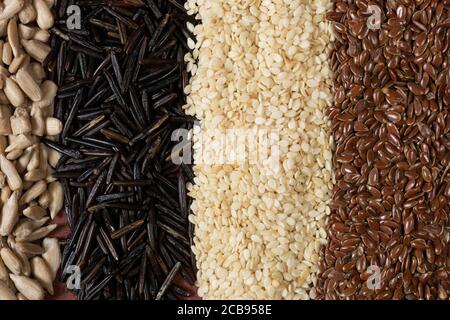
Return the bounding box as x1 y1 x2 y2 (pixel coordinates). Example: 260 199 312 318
317 0 450 299
0 0 62 300
47 0 196 300
184 0 334 299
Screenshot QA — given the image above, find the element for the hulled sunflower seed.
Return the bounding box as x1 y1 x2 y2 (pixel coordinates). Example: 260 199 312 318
30 106 45 136
16 146 33 173
8 52 28 74
32 80 56 108
23 204 46 220
26 144 39 171
6 148 23 161
7 19 20 57
10 107 32 135
18 24 36 40
0 0 25 20
0 105 12 135
0 256 10 283
0 186 11 206
30 256 53 294
2 42 12 65
13 218 48 241
24 168 46 182
14 249 31 276
3 77 25 108
20 39 50 63
44 117 62 136
28 62 45 84
37 190 49 209
19 180 47 205
0 280 17 300
0 20 7 37
38 142 47 172
33 0 54 30
44 145 59 168
0 191 19 236
12 221 32 240
44 167 55 183
0 154 22 191
5 134 33 153
48 181 62 219
9 274 44 300
0 136 7 154
0 248 22 275
16 68 42 102
19 0 37 24
21 224 56 242
32 29 49 43
16 242 44 256
41 237 59 280
0 171 5 188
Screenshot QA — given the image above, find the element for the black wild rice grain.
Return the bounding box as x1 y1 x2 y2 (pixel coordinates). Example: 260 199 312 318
49 0 196 300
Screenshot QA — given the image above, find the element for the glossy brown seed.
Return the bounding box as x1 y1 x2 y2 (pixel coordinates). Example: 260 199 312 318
404 215 415 234
318 0 450 301
410 239 427 249
421 166 432 182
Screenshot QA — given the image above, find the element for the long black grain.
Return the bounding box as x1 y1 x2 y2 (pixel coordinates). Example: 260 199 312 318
52 0 196 301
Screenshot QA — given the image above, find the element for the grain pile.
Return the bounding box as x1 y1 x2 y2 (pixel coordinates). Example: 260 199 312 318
0 0 61 300
317 0 450 299
184 0 334 299
47 0 197 300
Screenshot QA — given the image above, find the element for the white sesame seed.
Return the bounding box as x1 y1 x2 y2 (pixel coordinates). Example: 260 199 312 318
183 0 333 300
